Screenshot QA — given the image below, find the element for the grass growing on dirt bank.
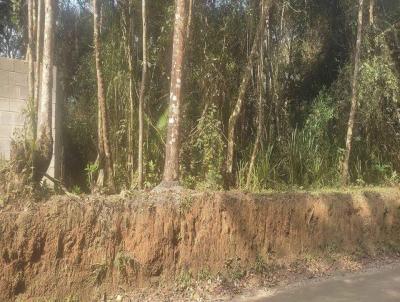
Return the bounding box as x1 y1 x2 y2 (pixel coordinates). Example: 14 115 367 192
243 185 400 195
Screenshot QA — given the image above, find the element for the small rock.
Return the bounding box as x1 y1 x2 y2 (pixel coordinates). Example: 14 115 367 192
116 295 123 302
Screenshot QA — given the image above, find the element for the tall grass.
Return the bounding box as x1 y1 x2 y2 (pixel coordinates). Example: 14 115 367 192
239 90 342 191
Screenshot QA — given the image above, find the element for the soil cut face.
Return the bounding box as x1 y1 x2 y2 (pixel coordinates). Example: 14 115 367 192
0 188 400 301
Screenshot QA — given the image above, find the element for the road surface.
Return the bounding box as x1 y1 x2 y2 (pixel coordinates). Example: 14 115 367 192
244 264 400 302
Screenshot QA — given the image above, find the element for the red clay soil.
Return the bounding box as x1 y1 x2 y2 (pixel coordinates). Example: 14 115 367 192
0 188 400 301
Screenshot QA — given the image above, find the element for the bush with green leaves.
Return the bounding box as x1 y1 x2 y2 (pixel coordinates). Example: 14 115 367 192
189 105 226 190
338 39 400 184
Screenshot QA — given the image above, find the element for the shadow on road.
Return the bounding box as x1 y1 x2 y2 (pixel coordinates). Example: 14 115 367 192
253 265 400 302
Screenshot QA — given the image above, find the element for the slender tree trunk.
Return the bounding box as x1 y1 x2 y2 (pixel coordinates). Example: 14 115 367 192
34 0 44 138
225 0 269 183
138 0 147 189
369 0 374 26
32 0 37 52
273 1 285 142
265 13 273 141
342 0 364 184
161 0 187 184
247 10 268 189
74 14 79 57
186 0 193 40
93 0 115 192
94 0 104 187
123 2 136 187
33 0 55 182
27 0 35 119
128 54 135 187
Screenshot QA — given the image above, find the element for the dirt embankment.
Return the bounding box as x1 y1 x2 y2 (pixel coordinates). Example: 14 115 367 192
0 189 400 301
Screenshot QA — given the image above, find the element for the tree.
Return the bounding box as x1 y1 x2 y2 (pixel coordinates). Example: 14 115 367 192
161 0 187 185
138 0 147 189
33 0 55 182
27 0 35 108
341 0 364 184
93 0 115 192
369 0 374 26
121 0 136 187
225 0 269 185
247 6 268 189
0 0 23 58
34 0 44 138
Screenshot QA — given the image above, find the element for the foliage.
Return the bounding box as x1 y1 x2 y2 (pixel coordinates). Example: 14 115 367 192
190 105 226 190
2 0 399 192
333 34 400 185
240 90 340 190
71 185 82 195
0 0 23 58
175 270 193 291
85 162 99 189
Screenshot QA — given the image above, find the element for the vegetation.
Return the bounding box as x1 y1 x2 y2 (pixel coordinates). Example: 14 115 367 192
0 0 399 194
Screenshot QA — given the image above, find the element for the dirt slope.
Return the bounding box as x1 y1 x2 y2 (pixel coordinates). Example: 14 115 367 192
0 189 399 301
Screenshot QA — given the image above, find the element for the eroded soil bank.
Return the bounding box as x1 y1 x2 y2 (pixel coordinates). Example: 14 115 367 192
0 188 400 301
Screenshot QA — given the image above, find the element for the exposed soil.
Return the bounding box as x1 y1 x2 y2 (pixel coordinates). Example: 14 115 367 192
0 188 400 301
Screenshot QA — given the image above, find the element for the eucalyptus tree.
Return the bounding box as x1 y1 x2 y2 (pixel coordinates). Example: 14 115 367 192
161 0 187 185
27 0 36 108
34 0 44 137
369 0 374 25
138 0 148 189
33 0 55 182
342 0 364 184
247 4 268 188
93 0 115 191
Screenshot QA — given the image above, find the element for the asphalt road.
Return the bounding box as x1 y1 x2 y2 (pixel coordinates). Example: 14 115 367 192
250 265 400 302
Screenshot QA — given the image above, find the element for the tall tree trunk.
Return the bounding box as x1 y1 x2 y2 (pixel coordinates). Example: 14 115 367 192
27 0 35 132
247 10 268 189
93 0 115 192
369 0 374 26
33 0 55 182
122 1 136 187
34 0 44 138
225 0 269 184
161 0 187 184
186 0 193 40
342 0 364 184
138 0 147 189
32 0 37 54
74 13 79 57
128 59 135 187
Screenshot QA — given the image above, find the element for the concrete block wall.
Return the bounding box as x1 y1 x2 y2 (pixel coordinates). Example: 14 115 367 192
0 57 62 179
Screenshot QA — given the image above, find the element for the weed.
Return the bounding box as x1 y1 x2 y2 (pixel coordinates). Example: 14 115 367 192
114 251 138 278
254 255 267 274
224 257 246 281
0 157 6 170
176 270 193 291
90 263 108 285
197 268 212 281
85 162 99 189
178 195 193 214
65 295 80 302
71 185 82 195
386 171 399 186
326 242 339 254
